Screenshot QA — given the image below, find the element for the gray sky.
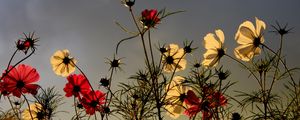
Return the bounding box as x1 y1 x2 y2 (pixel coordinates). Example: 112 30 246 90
1 0 300 119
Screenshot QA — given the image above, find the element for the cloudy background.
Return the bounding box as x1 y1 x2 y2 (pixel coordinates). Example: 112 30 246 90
1 0 300 119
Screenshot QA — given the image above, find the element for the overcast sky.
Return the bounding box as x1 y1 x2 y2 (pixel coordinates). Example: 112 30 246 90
1 0 300 119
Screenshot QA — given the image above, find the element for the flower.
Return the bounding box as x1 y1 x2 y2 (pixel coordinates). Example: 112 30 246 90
141 9 160 28
81 90 106 115
63 74 90 98
234 17 266 61
202 29 226 67
1 64 40 98
22 103 44 120
162 44 187 73
50 49 77 77
122 0 135 8
184 90 227 119
16 32 39 54
165 76 191 118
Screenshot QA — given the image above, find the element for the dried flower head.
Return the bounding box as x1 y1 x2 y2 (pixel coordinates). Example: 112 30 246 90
271 21 293 36
16 32 39 54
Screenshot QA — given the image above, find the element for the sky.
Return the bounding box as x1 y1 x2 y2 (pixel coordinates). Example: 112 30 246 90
0 0 300 119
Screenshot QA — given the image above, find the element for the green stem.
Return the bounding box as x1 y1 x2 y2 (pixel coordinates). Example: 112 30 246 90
6 49 18 70
148 30 155 69
225 54 262 88
23 94 34 120
1 49 35 80
74 97 80 120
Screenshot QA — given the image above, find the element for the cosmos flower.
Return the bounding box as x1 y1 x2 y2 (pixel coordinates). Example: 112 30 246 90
1 64 40 98
162 44 187 73
81 90 106 115
202 29 226 67
184 91 227 119
141 9 160 28
50 49 77 77
63 74 91 98
234 17 266 61
165 76 191 118
22 103 44 120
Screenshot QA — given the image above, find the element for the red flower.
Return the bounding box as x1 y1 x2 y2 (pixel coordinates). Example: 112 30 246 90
184 90 201 118
81 90 106 115
63 74 91 98
184 90 227 119
1 64 40 98
141 9 160 28
207 92 227 108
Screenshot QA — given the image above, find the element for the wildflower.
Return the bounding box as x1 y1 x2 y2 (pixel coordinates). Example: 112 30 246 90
207 92 227 108
184 90 201 118
141 9 160 28
1 64 40 98
165 76 191 118
99 77 110 87
234 17 266 61
50 49 77 77
16 32 39 54
22 103 44 120
202 29 226 67
63 74 90 98
81 90 106 115
162 44 187 73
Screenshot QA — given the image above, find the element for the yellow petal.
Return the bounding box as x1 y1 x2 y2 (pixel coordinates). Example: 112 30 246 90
215 29 225 44
236 21 256 40
204 33 220 49
255 17 266 37
234 44 255 61
203 49 218 59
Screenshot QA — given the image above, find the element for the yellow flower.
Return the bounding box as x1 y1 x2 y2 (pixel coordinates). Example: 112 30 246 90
50 49 77 77
234 17 266 61
202 29 226 67
165 76 191 118
22 103 43 120
162 44 187 73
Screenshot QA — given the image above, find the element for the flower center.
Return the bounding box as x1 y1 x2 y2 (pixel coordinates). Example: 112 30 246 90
179 93 187 102
253 37 261 47
36 111 45 119
63 57 71 64
90 101 98 107
73 85 81 93
166 56 174 64
16 81 25 88
217 48 225 58
111 59 120 68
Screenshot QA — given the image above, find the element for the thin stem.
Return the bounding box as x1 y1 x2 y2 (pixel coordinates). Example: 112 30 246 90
148 30 155 69
225 54 262 88
106 68 114 106
74 97 80 120
23 94 34 120
6 49 18 70
268 35 283 98
72 62 97 98
1 49 35 80
7 96 21 120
